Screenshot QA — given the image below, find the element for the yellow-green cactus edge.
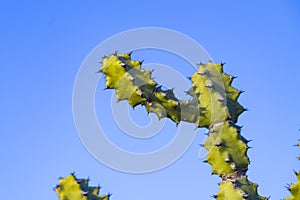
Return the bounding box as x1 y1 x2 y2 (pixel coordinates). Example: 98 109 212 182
55 174 111 200
285 140 300 200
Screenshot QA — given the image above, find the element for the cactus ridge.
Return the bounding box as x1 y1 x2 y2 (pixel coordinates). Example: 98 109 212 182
55 174 111 200
285 171 300 200
98 52 267 199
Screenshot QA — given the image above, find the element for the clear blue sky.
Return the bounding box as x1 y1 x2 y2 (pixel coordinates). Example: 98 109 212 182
1 1 300 199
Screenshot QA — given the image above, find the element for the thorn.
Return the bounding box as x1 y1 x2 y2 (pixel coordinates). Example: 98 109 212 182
55 184 62 191
128 51 133 57
217 96 224 102
158 113 163 119
139 60 144 65
242 193 249 199
97 69 103 73
121 62 127 67
203 160 208 163
199 143 204 147
211 194 218 199
102 55 107 59
76 179 82 184
215 141 223 147
231 163 237 170
187 76 191 80
129 76 135 81
205 83 214 89
199 70 206 75
108 192 112 197
293 170 298 176
243 108 249 112
231 75 237 80
220 62 226 66
70 171 76 176
245 139 252 144
113 50 119 55
239 90 245 94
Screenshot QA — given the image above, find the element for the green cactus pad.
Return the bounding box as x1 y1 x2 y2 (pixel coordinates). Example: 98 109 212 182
203 121 249 175
55 174 110 200
216 181 244 199
190 62 244 127
216 177 267 200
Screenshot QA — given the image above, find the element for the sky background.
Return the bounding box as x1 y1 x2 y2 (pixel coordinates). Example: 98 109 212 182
1 1 300 199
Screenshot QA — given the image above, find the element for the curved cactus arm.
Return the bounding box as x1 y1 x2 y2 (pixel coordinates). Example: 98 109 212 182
98 52 268 199
55 174 111 200
99 52 181 123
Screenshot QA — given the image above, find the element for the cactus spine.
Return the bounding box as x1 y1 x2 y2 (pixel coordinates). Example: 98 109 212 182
285 142 300 200
55 173 111 200
99 52 268 199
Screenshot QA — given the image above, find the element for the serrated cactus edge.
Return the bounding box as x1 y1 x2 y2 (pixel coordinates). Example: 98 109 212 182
285 141 300 200
55 173 111 200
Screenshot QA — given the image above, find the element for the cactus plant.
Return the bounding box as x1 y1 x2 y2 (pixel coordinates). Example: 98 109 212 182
285 141 300 200
55 173 111 200
98 51 269 199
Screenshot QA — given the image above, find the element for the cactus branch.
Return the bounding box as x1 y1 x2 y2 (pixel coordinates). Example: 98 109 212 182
55 174 111 200
98 52 268 199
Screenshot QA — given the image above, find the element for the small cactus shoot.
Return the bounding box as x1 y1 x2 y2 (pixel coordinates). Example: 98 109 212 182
55 174 111 200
